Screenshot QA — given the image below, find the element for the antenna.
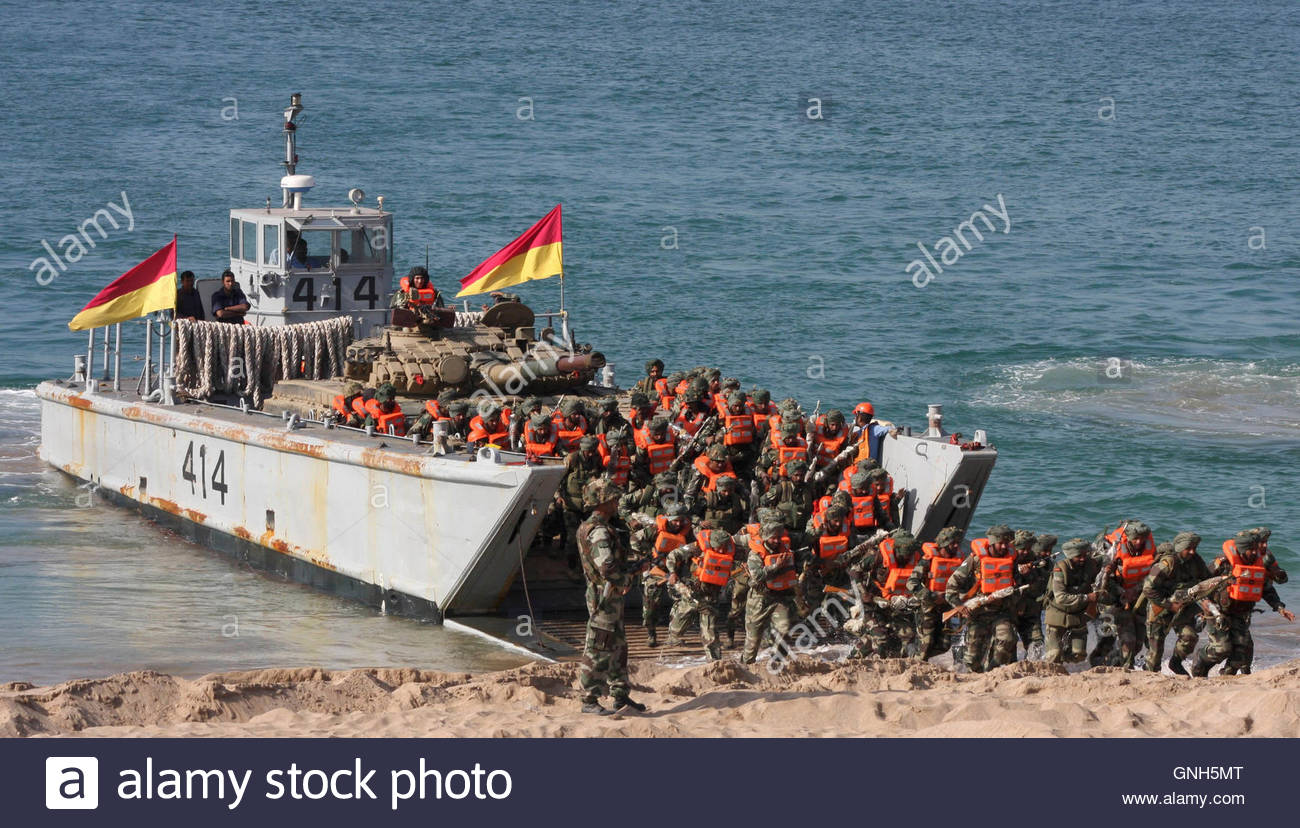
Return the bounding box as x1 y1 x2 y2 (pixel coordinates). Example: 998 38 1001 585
280 93 304 207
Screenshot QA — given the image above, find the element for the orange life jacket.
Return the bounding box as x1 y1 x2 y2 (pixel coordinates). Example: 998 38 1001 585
332 394 357 420
654 377 673 405
398 276 438 306
644 438 677 476
970 537 1015 594
812 416 850 464
675 407 708 436
693 534 735 587
876 536 917 598
1104 526 1156 590
749 532 797 592
817 523 849 561
424 399 443 419
524 424 559 457
723 410 755 445
654 516 690 557
769 431 808 476
598 439 632 486
849 492 879 531
1222 540 1267 603
839 463 895 495
631 421 651 450
922 542 964 594
812 494 833 518
352 396 371 419
467 413 510 446
551 413 588 452
364 398 407 436
692 454 737 493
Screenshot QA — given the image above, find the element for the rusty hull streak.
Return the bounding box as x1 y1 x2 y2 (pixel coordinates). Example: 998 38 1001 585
68 395 93 410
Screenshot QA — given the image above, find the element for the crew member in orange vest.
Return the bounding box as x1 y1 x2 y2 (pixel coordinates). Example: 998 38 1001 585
741 520 804 664
331 381 366 428
1089 520 1156 668
943 524 1022 673
1191 530 1294 676
909 526 966 661
665 528 736 660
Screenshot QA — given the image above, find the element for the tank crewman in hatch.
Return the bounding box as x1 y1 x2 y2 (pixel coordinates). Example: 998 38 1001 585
1191 531 1294 676
576 478 647 715
1142 531 1211 675
391 266 444 310
1043 538 1105 664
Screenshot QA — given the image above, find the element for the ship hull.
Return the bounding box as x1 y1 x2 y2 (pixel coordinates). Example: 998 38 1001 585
36 380 565 620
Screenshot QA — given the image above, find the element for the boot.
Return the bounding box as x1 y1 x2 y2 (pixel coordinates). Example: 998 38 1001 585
581 700 613 716
1190 658 1213 678
647 629 659 647
727 629 736 647
612 697 647 714
1221 664 1238 676
1168 655 1189 676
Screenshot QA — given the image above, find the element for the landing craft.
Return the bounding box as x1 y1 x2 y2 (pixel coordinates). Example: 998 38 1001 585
36 94 998 653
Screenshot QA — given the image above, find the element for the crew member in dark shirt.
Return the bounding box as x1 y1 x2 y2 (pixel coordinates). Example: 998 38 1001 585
211 269 250 323
175 270 205 321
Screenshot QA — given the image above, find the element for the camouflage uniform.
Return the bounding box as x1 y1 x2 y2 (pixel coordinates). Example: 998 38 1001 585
760 458 815 537
1142 532 1211 674
624 501 683 646
849 529 920 658
907 526 964 661
697 476 748 534
799 502 858 616
844 542 891 658
665 530 733 660
633 359 664 398
741 521 805 663
719 392 760 477
1089 521 1152 668
943 525 1022 672
560 437 606 560
1043 539 1105 663
1011 530 1053 656
576 481 637 709
1192 532 1290 676
592 397 630 436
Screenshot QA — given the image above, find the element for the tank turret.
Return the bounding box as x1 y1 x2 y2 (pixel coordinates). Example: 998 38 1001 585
342 298 605 396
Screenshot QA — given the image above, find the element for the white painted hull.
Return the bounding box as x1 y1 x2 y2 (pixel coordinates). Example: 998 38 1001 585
36 380 564 617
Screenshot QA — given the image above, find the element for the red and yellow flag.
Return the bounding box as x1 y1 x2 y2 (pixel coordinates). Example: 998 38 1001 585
456 206 563 298
68 237 178 331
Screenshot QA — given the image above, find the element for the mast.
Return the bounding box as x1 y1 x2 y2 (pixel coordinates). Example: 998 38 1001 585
281 93 304 207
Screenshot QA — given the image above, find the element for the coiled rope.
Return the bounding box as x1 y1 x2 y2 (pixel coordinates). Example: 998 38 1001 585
174 317 353 406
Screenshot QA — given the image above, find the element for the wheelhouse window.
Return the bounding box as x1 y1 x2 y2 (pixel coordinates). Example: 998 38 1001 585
241 220 257 261
262 224 280 266
230 217 239 258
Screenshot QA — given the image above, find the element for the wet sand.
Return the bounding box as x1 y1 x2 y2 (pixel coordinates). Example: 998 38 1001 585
4 657 1299 738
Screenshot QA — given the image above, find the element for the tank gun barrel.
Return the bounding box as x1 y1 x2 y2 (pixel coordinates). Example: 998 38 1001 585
479 351 605 388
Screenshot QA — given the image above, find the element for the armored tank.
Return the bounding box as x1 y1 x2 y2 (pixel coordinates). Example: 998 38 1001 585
341 299 606 397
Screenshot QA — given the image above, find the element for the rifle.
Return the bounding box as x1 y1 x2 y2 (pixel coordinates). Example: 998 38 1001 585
668 412 718 473
1086 545 1119 619
942 584 1031 623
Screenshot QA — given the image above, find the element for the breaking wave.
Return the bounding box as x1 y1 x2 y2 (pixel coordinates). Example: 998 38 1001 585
972 357 1300 438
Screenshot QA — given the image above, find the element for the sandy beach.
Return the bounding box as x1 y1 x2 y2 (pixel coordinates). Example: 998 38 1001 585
4 656 1299 738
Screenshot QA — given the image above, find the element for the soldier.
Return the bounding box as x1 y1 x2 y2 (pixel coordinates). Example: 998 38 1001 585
748 388 776 444
1251 527 1289 587
592 396 630 436
726 508 779 646
757 420 809 482
665 529 736 660
575 479 647 715
362 382 407 436
761 457 815 538
697 474 748 535
597 427 634 488
635 502 692 647
438 400 471 440
1043 538 1105 664
864 529 923 657
634 359 665 398
559 436 606 565
1191 531 1294 676
522 411 561 457
718 391 760 478
848 401 898 463
684 444 736 511
672 383 714 437
627 391 657 446
809 409 852 472
909 526 965 661
801 500 858 614
1011 529 1051 658
552 398 590 453
844 469 898 535
1142 531 1211 675
466 401 510 447
632 416 678 484
741 520 804 664
1089 520 1156 668
331 381 366 428
508 395 545 449
944 524 1023 672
